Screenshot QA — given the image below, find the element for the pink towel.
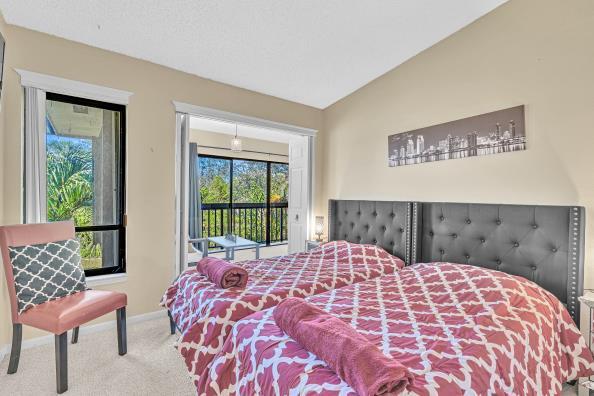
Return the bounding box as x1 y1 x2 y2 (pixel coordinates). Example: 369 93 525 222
274 297 413 396
196 257 248 289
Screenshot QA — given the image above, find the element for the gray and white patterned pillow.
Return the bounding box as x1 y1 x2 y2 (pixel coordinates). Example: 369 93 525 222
9 239 87 314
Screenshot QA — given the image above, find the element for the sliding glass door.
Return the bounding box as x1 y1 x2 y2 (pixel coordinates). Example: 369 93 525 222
198 154 288 245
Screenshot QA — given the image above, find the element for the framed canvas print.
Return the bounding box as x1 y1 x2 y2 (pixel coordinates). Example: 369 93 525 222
388 105 525 167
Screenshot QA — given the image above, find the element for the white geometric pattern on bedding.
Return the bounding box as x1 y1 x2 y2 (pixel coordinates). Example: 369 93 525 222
199 262 594 395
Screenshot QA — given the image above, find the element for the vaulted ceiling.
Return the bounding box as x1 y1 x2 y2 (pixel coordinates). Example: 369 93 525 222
0 0 507 108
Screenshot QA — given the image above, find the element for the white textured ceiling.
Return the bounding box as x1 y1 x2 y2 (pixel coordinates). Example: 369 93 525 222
0 0 507 109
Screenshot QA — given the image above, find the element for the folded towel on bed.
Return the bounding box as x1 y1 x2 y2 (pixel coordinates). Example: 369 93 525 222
274 297 413 396
196 257 248 289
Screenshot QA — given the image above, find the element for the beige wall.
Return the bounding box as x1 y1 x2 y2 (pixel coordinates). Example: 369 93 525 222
320 0 594 287
0 20 321 345
190 129 288 163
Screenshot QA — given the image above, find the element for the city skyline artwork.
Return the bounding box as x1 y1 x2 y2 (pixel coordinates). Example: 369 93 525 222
388 105 525 167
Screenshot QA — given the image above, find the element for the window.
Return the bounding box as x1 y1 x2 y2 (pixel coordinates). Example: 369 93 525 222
199 156 230 204
198 155 288 245
270 163 289 242
43 93 126 276
232 159 267 204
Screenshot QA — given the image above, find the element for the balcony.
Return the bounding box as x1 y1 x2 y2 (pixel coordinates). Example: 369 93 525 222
196 154 289 254
201 202 288 248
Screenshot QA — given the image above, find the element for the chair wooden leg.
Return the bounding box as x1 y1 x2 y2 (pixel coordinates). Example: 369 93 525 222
55 332 68 394
116 307 127 356
168 310 176 335
7 323 22 374
71 326 79 344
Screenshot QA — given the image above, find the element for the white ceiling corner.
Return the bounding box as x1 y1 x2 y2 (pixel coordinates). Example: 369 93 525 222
0 0 507 109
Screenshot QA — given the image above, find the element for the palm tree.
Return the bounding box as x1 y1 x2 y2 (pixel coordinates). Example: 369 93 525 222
47 139 101 260
47 139 94 221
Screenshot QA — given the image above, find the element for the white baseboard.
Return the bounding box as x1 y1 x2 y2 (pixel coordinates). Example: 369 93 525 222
0 309 167 362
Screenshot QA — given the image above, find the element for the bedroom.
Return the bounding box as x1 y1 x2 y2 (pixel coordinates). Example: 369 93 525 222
0 0 593 395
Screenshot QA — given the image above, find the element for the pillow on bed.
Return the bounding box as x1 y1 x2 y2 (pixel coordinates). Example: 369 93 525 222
315 240 405 267
8 239 87 314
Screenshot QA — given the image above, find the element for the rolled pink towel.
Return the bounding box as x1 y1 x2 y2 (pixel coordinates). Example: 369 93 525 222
196 257 248 289
274 297 413 396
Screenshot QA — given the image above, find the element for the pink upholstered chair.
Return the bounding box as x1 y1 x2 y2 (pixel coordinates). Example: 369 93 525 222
0 221 127 394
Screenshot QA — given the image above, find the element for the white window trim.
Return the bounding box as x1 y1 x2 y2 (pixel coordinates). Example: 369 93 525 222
18 71 130 278
172 101 317 137
86 273 128 287
15 69 133 105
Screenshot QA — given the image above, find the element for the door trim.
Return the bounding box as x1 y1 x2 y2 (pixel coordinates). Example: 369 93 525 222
172 101 317 137
173 105 317 276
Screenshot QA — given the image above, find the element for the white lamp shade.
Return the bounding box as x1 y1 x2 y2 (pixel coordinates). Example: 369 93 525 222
315 216 324 234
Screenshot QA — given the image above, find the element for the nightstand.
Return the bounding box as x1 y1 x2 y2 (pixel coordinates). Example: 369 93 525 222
578 293 594 392
306 240 323 252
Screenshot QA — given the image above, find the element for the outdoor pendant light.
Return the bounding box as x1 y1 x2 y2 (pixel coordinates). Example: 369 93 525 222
230 123 242 152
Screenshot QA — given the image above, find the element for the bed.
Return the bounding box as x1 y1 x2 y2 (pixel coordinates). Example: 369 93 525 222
162 200 412 383
197 201 593 395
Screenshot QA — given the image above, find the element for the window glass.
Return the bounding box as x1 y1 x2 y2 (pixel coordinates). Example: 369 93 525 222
270 163 289 203
197 155 288 245
232 159 267 204
45 94 125 274
199 156 230 204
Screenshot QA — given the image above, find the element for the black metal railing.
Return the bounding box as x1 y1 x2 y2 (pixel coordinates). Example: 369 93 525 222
201 202 288 246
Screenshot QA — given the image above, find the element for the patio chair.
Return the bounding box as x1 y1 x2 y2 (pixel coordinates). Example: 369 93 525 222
0 221 127 394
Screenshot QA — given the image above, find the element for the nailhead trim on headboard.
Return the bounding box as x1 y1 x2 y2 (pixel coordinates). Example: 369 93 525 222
411 202 419 265
405 204 411 265
567 206 583 324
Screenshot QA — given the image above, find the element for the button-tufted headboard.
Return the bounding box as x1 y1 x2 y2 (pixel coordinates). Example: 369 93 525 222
328 200 412 264
413 202 585 325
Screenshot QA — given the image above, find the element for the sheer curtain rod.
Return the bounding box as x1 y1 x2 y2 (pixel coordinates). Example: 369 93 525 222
197 144 288 158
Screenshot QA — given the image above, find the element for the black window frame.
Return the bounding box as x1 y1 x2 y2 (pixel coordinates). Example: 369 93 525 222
45 92 127 277
198 153 288 246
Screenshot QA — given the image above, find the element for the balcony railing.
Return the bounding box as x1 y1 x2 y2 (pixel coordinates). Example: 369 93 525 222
201 202 288 246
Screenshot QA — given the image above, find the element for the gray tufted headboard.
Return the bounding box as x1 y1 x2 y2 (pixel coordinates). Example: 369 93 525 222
413 202 585 325
328 200 412 264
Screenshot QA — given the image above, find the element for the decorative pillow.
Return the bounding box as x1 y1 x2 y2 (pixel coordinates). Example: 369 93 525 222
8 238 87 314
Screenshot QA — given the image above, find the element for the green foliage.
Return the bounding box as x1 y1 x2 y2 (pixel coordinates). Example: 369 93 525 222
270 164 288 203
232 160 266 203
199 157 230 204
200 175 230 203
46 139 102 261
47 140 93 221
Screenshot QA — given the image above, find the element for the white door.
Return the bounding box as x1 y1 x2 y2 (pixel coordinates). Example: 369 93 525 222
288 135 310 253
175 113 190 276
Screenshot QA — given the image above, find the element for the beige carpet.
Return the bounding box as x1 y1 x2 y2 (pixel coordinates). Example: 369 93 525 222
0 315 195 395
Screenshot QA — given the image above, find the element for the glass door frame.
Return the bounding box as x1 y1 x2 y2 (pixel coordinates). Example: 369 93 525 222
198 153 288 246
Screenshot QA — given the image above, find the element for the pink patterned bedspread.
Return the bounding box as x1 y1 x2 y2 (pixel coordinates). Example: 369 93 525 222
200 262 594 395
161 241 405 384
